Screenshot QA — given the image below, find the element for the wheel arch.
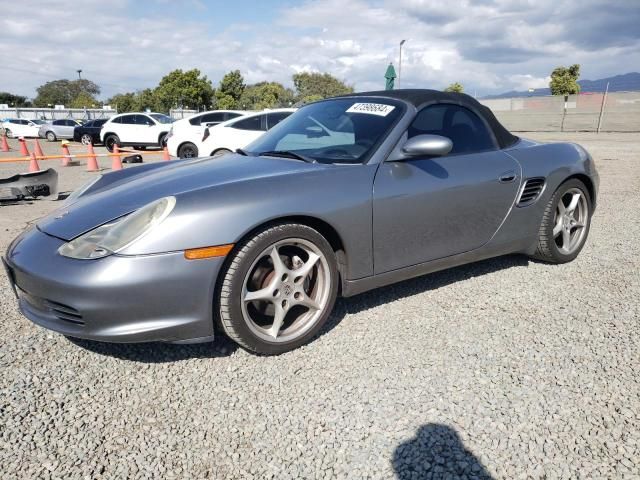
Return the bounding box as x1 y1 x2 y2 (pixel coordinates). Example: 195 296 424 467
563 173 595 206
228 215 348 295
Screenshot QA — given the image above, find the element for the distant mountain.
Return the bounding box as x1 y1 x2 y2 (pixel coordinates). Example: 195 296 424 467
481 72 640 99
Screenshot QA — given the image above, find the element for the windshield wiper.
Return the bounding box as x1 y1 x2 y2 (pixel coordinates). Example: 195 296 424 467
258 150 316 163
235 148 248 156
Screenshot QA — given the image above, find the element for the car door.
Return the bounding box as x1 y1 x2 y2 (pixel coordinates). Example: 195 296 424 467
372 103 521 274
116 114 139 143
135 115 157 144
61 119 78 138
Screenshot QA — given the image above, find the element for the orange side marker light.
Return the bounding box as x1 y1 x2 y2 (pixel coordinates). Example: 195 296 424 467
184 244 234 260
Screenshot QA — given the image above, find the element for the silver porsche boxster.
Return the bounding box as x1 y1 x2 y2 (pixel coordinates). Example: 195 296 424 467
3 90 599 354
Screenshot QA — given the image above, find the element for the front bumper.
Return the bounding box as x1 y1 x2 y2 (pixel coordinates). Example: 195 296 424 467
3 227 223 343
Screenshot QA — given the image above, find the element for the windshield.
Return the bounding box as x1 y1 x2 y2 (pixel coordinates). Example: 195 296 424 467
150 113 173 124
244 98 404 164
31 119 46 125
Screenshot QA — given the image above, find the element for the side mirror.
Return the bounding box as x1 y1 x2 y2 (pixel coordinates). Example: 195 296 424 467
401 134 452 158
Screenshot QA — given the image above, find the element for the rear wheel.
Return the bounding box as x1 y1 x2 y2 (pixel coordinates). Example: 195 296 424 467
104 134 120 152
4 129 13 138
159 134 168 147
80 133 93 145
218 223 338 355
178 142 198 158
46 131 56 142
533 179 592 263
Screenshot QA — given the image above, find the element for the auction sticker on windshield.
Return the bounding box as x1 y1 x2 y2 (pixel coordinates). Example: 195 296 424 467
346 103 396 116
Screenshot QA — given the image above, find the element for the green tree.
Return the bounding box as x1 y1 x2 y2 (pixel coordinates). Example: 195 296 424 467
0 92 31 107
215 70 245 109
239 82 295 110
137 88 159 112
33 79 100 107
444 82 464 93
69 92 98 108
549 64 581 96
106 92 137 112
155 69 214 111
292 72 353 104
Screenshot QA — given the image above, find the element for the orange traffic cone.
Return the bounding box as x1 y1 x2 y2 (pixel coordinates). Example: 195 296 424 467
1 134 10 152
33 139 44 158
19 137 30 156
61 141 72 167
111 145 123 171
162 146 170 161
86 144 99 172
28 152 41 173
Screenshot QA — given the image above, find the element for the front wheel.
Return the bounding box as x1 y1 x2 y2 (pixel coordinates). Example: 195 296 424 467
533 179 592 263
218 223 338 355
46 131 56 142
4 129 13 138
104 134 120 152
80 133 93 145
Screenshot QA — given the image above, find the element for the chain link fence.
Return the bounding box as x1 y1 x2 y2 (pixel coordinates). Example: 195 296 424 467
480 91 640 132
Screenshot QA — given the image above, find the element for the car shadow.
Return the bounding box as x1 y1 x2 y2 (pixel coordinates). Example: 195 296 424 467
393 423 494 479
69 254 528 362
66 335 239 363
319 254 530 337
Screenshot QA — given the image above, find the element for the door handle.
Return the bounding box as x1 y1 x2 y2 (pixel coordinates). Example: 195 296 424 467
499 171 516 183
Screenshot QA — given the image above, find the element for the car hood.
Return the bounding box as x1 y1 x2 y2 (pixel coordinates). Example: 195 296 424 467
38 154 322 241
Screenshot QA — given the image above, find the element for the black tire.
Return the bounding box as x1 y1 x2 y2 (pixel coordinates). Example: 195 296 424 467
104 134 120 153
80 133 93 145
218 223 339 355
159 133 168 147
5 129 13 138
533 178 592 264
178 142 198 158
211 148 231 158
46 131 56 142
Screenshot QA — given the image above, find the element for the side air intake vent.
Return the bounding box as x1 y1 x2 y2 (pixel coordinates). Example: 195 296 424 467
517 178 545 207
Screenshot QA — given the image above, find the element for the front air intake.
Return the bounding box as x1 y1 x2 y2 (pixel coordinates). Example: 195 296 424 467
517 178 545 207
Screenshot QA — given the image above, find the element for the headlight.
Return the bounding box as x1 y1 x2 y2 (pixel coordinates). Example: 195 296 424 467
58 196 176 259
64 175 102 206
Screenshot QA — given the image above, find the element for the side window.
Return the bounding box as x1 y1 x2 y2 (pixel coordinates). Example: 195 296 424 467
200 112 225 125
120 115 137 125
65 120 77 126
230 115 263 131
53 120 64 126
266 112 292 130
135 115 154 125
224 112 243 121
408 104 495 154
20 120 29 125
111 116 122 124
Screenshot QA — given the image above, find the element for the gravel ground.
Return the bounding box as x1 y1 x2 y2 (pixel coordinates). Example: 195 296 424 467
0 133 638 479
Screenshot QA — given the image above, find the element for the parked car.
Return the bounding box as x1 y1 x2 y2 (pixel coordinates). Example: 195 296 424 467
2 90 599 355
165 110 246 158
100 112 174 152
38 119 84 141
2 118 46 138
73 118 108 145
168 109 295 158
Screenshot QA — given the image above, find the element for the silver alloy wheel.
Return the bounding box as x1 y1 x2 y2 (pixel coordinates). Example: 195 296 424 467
81 133 92 145
553 187 588 254
46 132 55 142
241 238 331 343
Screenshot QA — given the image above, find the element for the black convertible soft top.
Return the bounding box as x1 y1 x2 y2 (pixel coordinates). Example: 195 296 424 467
347 89 519 149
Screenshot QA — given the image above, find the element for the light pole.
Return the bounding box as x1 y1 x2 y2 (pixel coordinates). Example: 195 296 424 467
398 40 407 89
77 69 82 80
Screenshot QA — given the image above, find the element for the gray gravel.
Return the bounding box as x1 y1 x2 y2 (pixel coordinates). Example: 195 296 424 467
1 133 639 479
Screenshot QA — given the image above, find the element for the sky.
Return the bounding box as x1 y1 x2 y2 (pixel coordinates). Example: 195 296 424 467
0 0 638 100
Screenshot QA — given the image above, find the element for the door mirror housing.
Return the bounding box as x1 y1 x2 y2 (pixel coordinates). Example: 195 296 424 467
401 134 453 158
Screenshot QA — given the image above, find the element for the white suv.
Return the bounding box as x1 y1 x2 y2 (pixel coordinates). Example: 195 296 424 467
165 110 246 158
100 112 174 152
167 109 295 159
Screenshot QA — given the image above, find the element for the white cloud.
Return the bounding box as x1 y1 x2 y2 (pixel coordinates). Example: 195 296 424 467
0 0 637 100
